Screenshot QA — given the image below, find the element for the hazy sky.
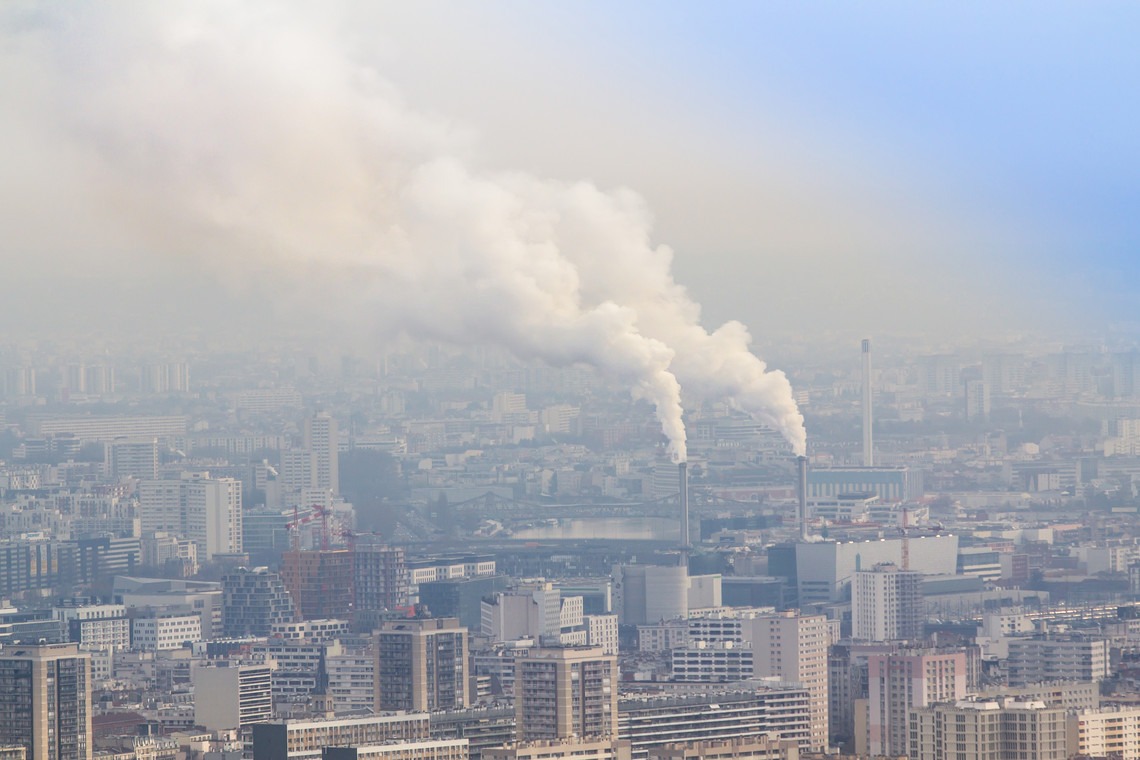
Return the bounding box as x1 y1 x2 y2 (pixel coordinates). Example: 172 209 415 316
2 1 1138 349
365 2 1140 339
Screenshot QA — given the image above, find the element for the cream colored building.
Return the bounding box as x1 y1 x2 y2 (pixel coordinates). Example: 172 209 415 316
484 739 631 760
516 646 618 742
749 612 832 751
646 736 799 760
909 699 1066 760
1067 705 1140 760
250 713 430 759
320 739 468 760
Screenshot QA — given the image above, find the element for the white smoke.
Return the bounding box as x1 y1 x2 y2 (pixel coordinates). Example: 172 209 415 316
0 2 806 459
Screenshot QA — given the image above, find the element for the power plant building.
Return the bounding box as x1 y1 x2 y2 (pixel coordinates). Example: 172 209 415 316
794 534 958 605
806 467 922 502
613 565 688 625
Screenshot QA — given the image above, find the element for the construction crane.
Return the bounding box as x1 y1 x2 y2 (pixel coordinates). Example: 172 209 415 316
898 507 945 572
286 504 333 552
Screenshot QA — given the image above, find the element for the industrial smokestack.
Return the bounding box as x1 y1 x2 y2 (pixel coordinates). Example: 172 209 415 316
678 462 690 550
797 455 809 541
862 338 873 467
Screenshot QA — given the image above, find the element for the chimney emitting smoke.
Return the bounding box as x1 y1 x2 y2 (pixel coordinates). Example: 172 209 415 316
797 455 809 541
1 4 815 462
678 461 690 550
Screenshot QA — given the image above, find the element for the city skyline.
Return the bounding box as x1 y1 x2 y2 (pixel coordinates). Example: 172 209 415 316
4 5 1140 759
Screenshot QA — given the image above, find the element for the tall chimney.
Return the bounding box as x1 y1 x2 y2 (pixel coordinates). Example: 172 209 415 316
678 462 690 549
862 338 873 467
797 455 809 541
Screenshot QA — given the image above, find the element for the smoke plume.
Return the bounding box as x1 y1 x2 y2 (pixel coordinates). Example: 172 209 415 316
0 2 807 458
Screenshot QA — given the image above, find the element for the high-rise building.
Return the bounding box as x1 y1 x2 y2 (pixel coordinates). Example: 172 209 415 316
74 536 141 587
376 618 470 712
326 648 379 714
222 567 296 637
138 473 242 561
1112 352 1140 398
193 663 273 731
828 642 894 747
417 575 509 631
858 648 968 756
104 437 159 481
137 479 182 536
353 539 408 613
851 563 923 642
1067 705 1140 760
748 612 831 751
183 474 242 560
140 362 190 394
618 686 812 758
920 354 961 396
304 412 339 495
909 698 1066 760
515 645 618 742
279 449 317 504
65 363 86 394
280 549 354 621
84 365 115 396
1006 635 1110 686
481 582 586 646
0 540 73 599
491 392 528 423
0 642 92 760
982 353 1026 397
964 379 991 422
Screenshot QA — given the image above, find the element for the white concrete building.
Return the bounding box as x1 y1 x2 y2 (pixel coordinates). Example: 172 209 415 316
670 640 754 682
132 611 202 651
138 472 242 561
852 563 923 642
585 614 620 656
55 604 132 651
1006 636 1110 686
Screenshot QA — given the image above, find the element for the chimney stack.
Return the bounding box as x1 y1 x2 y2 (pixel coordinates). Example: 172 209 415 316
678 462 690 550
862 338 873 467
797 455 809 541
